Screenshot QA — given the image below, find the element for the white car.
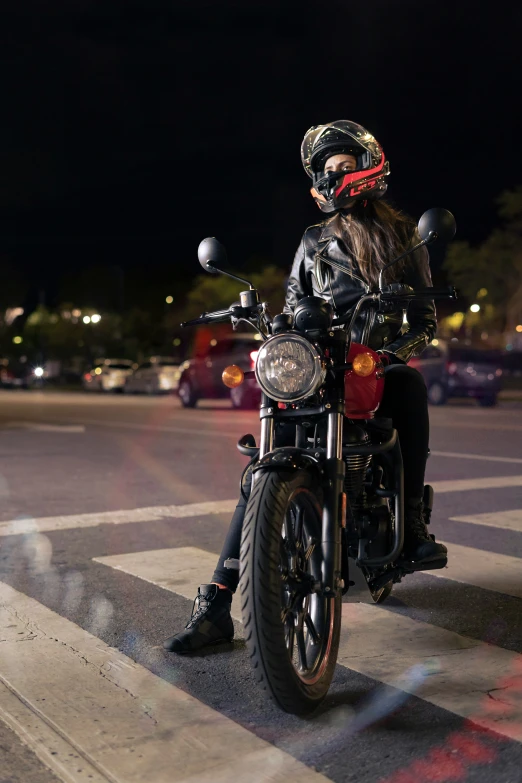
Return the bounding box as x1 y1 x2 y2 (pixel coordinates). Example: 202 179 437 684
83 359 134 392
124 356 181 394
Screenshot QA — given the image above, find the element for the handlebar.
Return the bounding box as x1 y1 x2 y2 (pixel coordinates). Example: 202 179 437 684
180 309 232 328
380 286 457 301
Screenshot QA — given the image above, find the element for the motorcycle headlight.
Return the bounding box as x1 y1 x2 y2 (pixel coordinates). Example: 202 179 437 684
255 334 325 402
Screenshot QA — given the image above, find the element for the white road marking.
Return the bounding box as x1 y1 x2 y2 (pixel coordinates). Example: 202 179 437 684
2 475 521 537
431 450 522 465
0 582 329 783
0 500 237 537
429 475 522 493
450 509 522 533
426 541 522 598
4 422 86 433
95 546 522 743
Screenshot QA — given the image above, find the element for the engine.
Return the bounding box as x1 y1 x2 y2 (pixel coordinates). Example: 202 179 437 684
343 425 371 508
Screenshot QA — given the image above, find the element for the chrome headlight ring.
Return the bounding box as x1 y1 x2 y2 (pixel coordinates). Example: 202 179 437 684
254 333 325 403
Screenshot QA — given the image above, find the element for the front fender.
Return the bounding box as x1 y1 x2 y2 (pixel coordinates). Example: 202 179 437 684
252 447 321 476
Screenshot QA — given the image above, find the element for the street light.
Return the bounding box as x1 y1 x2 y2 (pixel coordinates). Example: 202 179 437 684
516 325 522 333
13 336 23 344
91 314 101 323
470 304 480 313
166 296 174 304
83 315 91 324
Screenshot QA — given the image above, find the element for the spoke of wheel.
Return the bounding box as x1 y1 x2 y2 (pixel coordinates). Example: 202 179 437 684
304 613 320 645
284 511 297 552
296 626 308 671
286 621 295 657
295 505 304 549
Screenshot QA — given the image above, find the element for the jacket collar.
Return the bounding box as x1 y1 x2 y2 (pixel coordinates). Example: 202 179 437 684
318 214 345 243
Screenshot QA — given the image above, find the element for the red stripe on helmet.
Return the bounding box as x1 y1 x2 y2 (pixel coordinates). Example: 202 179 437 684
335 154 386 197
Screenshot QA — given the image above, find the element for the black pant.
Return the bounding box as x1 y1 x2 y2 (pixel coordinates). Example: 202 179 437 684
212 364 429 592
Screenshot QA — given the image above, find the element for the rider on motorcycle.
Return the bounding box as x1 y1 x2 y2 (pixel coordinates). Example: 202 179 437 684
164 120 448 654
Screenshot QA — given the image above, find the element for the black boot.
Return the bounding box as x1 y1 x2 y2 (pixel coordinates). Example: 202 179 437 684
402 501 447 564
163 584 234 653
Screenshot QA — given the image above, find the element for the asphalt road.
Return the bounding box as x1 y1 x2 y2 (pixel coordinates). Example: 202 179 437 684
1 390 522 783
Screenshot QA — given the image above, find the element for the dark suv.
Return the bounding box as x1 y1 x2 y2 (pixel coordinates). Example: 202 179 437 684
177 334 262 409
409 339 503 406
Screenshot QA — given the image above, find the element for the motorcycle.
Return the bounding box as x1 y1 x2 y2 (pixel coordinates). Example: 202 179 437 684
181 208 457 715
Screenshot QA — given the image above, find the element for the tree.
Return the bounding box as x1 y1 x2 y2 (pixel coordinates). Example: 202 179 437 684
443 187 522 331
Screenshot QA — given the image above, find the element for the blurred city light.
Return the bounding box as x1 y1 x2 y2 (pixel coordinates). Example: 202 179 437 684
94 367 102 375
516 325 522 333
432 339 439 346
72 309 81 317
477 287 488 298
173 338 181 346
91 314 101 324
13 336 23 344
83 315 91 324
166 296 174 304
470 304 480 313
34 367 44 378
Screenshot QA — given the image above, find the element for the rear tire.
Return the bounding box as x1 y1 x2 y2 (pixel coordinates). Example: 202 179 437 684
178 379 198 408
478 394 497 407
428 381 448 406
230 385 258 410
240 469 341 715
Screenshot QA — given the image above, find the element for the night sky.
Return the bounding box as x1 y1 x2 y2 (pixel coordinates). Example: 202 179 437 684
1 0 521 311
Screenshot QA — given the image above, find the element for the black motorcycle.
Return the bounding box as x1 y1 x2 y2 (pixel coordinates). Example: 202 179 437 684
181 208 457 715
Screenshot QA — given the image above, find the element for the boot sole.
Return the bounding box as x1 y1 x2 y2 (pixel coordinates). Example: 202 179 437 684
166 636 235 655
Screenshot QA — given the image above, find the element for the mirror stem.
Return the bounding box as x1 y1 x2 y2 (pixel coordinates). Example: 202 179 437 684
377 231 437 290
206 264 255 289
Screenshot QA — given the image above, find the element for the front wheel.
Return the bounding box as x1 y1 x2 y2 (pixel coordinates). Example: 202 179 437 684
240 469 341 715
178 378 198 408
478 394 497 407
428 381 448 406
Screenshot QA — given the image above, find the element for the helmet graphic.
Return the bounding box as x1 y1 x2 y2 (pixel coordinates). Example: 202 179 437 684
301 120 390 214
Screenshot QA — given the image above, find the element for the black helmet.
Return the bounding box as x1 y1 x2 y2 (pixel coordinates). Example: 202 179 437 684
301 120 390 214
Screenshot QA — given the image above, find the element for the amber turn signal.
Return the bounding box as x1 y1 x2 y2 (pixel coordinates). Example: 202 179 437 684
222 364 245 388
352 353 376 377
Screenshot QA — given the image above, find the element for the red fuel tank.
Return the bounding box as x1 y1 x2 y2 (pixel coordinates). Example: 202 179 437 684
344 342 385 419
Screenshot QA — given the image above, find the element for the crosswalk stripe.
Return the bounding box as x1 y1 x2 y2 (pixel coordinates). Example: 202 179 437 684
0 500 237 537
94 546 522 743
431 450 522 465
416 541 522 599
0 581 329 783
2 476 521 537
450 509 522 533
429 475 522 492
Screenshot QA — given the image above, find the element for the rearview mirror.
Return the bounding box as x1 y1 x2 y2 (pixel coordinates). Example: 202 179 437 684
418 208 456 244
198 237 228 273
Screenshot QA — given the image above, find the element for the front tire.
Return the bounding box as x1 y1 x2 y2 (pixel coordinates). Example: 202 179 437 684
478 394 497 407
428 381 448 406
230 385 258 410
240 469 341 715
178 378 198 408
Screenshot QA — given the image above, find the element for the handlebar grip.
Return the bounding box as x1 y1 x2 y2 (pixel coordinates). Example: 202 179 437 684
409 287 457 299
180 309 232 328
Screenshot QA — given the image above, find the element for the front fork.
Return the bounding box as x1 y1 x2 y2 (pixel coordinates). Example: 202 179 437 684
257 395 345 595
322 411 345 595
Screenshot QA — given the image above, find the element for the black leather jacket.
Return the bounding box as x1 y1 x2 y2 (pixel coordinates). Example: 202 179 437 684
284 215 437 363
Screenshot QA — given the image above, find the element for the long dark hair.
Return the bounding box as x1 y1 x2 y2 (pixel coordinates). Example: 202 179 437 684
338 200 416 288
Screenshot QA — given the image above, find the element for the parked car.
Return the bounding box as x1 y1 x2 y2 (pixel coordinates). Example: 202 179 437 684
124 356 181 394
178 334 262 409
501 350 522 380
409 339 503 406
83 359 134 392
0 359 29 389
